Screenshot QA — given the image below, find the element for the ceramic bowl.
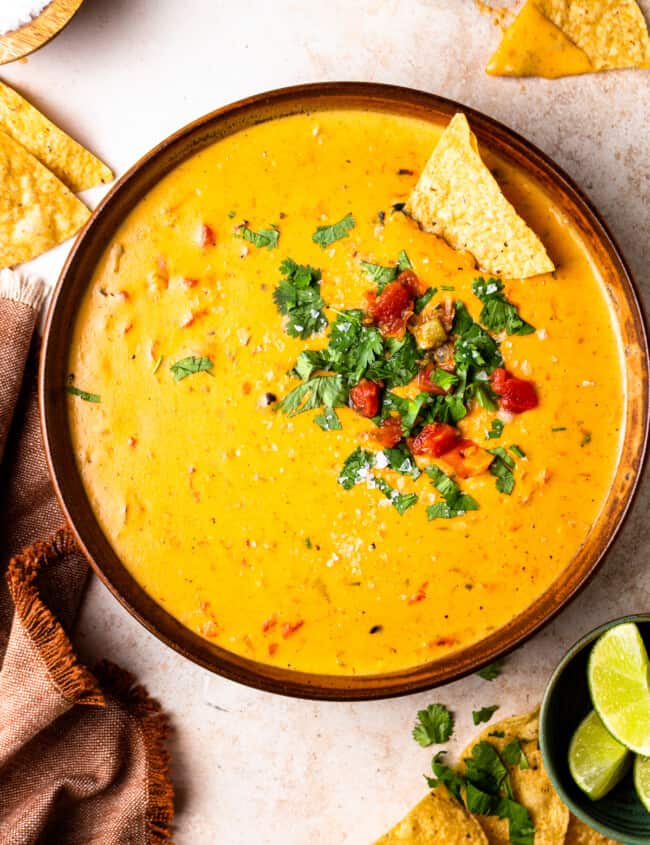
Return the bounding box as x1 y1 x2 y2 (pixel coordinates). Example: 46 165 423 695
40 83 649 700
540 615 650 844
0 0 84 65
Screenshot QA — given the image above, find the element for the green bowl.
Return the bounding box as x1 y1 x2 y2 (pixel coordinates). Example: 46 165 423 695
540 614 650 844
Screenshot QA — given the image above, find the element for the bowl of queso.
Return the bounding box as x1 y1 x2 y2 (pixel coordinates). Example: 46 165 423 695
41 83 648 699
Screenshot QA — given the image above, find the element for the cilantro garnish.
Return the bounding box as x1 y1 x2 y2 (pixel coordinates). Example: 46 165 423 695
477 661 502 681
277 375 346 417
414 287 437 314
382 443 420 479
412 703 454 746
487 419 504 440
488 446 516 495
236 223 279 250
66 385 100 403
170 356 214 381
360 261 398 291
312 213 355 248
473 705 499 725
430 368 459 393
502 738 530 770
304 537 312 549
580 430 592 447
374 478 418 514
452 302 502 414
397 249 412 271
381 392 429 435
314 407 342 431
552 426 567 432
337 448 417 514
367 333 420 388
441 284 455 291
510 444 526 460
426 466 479 520
472 277 535 336
273 259 328 339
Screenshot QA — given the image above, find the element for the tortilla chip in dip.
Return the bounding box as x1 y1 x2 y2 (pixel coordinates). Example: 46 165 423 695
0 80 113 193
0 129 90 268
406 113 554 279
487 0 650 77
374 788 488 844
460 709 569 845
565 814 623 845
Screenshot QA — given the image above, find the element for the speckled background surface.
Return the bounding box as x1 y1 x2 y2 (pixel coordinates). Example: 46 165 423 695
2 1 649 841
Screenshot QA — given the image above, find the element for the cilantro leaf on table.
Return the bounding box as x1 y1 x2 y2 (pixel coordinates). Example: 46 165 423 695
412 703 454 746
472 277 535 337
236 223 279 250
473 705 499 725
502 738 530 770
273 259 328 339
426 465 479 520
66 385 101 403
476 661 502 681
488 446 516 495
277 375 347 417
170 356 214 381
312 212 355 248
427 751 465 802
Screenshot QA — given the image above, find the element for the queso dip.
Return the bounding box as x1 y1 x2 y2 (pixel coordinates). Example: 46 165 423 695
67 110 624 675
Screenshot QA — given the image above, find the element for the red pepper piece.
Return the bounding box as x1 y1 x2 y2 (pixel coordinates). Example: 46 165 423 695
366 270 417 335
200 223 216 247
350 379 382 418
411 423 458 457
373 416 403 448
490 368 539 413
442 438 494 478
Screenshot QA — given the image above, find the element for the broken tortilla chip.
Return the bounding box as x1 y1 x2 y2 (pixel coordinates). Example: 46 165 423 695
487 0 650 77
0 79 113 193
565 814 623 844
0 129 90 268
406 113 554 279
460 709 569 845
374 787 488 844
486 1 594 78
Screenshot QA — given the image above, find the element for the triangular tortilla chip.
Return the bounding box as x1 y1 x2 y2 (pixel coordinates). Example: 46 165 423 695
0 129 90 268
536 0 650 70
406 114 554 279
487 1 594 78
374 788 488 844
0 79 113 193
460 710 569 845
566 813 624 844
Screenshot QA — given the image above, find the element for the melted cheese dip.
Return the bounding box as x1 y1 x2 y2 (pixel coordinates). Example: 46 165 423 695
67 110 624 675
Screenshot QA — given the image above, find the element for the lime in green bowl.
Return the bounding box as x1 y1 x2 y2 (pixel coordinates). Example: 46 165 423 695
540 614 650 845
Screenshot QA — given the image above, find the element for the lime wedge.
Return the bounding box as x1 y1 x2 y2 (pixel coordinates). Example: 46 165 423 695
588 622 650 754
634 755 650 811
569 710 630 800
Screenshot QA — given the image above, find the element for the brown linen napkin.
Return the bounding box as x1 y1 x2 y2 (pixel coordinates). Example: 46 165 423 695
0 269 174 844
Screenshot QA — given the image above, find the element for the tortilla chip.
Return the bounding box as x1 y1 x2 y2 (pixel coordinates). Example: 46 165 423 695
0 129 90 268
535 0 650 70
406 113 554 279
0 80 113 193
486 0 594 78
460 710 569 845
374 787 488 844
565 814 623 844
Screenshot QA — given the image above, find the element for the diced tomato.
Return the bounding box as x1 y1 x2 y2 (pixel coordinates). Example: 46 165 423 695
418 364 449 395
411 423 458 457
366 271 416 335
350 379 382 418
200 223 216 247
490 368 539 414
442 438 494 478
373 415 403 448
282 620 304 639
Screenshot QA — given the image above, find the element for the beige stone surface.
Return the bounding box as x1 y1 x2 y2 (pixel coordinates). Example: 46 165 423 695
2 0 649 841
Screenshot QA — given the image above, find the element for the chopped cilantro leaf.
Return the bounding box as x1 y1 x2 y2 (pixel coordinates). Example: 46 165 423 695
440 284 455 291
66 385 100 403
426 466 479 520
502 738 530 770
452 302 503 413
397 249 412 271
472 277 535 336
414 287 437 314
382 392 429 436
236 223 279 250
488 446 515 495
487 419 504 440
510 444 526 459
312 213 355 248
321 310 385 384
477 661 502 681
382 443 420 479
304 537 312 549
580 430 592 447
273 259 328 339
473 705 499 725
170 356 214 381
278 375 347 416
373 478 418 514
431 369 459 393
228 210 236 219
427 751 465 802
314 407 342 431
367 333 420 388
338 447 374 490
552 426 567 432
361 261 398 292
412 703 454 746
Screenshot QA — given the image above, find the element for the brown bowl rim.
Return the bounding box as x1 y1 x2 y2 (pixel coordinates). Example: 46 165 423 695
0 0 85 65
40 81 649 700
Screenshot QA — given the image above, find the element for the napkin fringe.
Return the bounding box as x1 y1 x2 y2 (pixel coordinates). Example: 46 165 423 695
6 528 105 707
95 659 175 845
0 269 46 311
